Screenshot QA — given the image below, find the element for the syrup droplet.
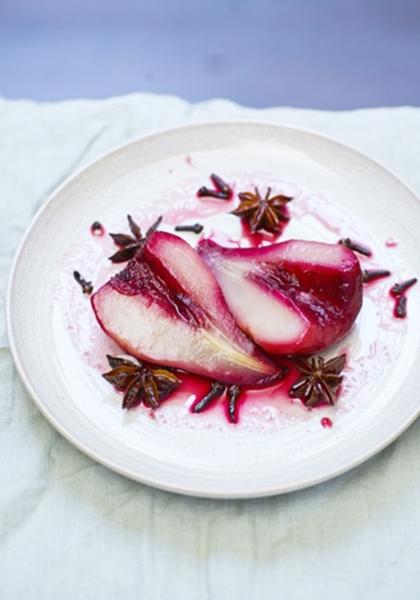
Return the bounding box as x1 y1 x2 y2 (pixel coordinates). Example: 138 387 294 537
385 238 398 248
91 221 105 236
321 417 333 429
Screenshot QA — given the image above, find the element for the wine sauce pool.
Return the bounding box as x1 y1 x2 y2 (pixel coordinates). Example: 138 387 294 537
58 172 407 433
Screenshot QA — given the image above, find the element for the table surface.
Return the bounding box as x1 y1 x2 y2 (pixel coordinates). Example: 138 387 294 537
1 95 420 599
1 0 420 108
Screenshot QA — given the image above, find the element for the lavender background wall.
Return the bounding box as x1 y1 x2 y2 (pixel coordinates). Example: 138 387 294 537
1 0 419 108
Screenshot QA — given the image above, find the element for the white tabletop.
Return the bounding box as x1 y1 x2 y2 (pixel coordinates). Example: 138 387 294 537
1 95 420 599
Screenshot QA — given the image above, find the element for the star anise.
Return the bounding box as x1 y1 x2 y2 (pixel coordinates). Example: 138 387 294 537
109 215 162 263
102 355 180 410
231 187 292 234
289 354 346 408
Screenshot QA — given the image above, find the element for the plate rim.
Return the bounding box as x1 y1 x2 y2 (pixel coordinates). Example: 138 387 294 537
6 118 420 498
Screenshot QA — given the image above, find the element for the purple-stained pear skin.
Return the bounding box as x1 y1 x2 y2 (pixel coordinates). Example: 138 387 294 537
198 238 363 355
92 232 279 385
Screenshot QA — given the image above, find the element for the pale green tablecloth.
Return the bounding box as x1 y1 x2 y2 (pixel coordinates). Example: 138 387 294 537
1 95 420 599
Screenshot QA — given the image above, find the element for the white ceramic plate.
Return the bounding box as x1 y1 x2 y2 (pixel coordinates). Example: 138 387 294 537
7 121 420 498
